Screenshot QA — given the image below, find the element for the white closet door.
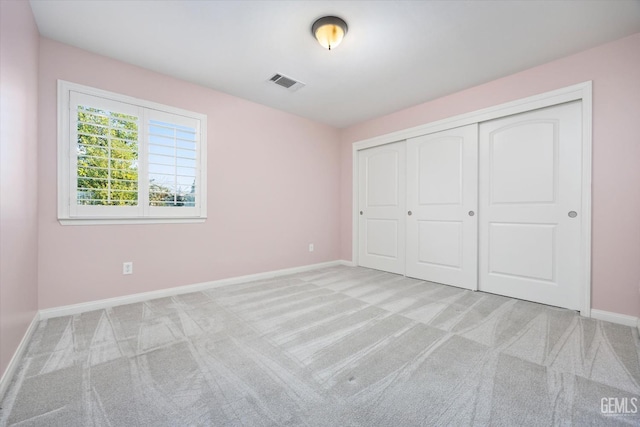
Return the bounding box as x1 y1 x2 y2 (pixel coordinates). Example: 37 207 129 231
479 101 582 310
358 141 406 274
406 125 478 290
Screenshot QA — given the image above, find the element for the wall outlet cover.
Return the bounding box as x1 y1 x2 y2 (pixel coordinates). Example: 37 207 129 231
123 262 133 275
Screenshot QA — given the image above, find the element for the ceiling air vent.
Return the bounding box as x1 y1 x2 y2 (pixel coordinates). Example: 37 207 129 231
269 73 305 92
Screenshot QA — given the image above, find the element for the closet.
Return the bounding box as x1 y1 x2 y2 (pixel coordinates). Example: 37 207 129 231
357 100 584 311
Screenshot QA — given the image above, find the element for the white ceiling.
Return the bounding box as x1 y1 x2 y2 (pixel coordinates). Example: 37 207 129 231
30 0 640 128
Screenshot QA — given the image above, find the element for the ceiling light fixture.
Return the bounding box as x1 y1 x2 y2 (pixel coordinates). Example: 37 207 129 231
312 16 348 50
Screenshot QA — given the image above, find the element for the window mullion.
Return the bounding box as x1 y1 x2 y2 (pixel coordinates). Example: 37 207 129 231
107 118 112 204
140 107 149 217
174 127 178 205
69 101 78 217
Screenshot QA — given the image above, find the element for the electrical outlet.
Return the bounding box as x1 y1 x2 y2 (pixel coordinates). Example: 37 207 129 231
123 262 133 275
308 243 314 252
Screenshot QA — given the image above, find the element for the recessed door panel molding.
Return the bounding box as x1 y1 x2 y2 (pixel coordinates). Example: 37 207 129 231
366 219 399 258
479 101 582 310
418 137 463 206
358 141 406 274
367 151 400 207
490 120 558 205
418 220 462 269
406 124 478 290
488 222 556 282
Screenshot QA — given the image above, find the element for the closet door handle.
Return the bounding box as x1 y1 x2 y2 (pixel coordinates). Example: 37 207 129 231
408 211 412 216
468 211 475 216
360 211 363 215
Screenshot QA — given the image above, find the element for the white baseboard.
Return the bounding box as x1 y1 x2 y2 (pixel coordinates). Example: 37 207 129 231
0 312 39 401
591 309 639 328
39 260 347 320
338 259 356 267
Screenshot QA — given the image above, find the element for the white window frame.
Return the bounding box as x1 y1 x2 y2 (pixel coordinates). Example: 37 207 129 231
58 80 207 225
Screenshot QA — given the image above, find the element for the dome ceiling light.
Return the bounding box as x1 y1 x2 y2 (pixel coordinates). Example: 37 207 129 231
312 16 348 50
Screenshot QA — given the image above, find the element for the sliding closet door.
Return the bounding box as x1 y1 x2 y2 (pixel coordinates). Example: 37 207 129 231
358 141 406 274
478 101 582 310
406 125 478 290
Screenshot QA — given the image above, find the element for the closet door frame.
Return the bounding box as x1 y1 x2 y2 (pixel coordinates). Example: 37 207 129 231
351 81 593 317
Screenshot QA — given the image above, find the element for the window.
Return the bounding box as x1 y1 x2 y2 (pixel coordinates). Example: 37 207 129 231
58 81 207 224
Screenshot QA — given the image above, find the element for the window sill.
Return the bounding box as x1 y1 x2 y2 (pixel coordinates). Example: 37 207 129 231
58 217 206 226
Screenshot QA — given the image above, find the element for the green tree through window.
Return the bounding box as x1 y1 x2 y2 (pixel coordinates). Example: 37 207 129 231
76 106 140 205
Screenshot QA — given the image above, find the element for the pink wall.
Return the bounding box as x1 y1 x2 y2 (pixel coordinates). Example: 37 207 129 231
340 32 640 317
0 0 40 378
38 39 341 309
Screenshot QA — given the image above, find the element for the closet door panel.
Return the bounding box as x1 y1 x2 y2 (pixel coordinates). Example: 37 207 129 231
478 101 582 310
358 141 406 274
406 124 478 289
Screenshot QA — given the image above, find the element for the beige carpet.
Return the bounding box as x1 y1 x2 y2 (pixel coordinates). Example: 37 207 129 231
1 265 639 426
